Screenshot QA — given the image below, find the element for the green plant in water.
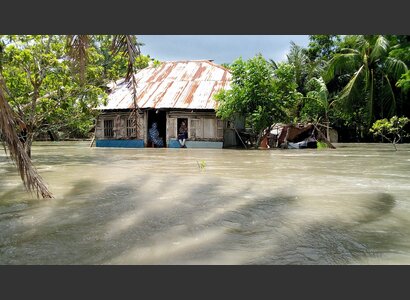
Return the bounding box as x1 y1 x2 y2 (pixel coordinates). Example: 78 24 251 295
317 141 328 149
370 116 410 151
197 160 206 171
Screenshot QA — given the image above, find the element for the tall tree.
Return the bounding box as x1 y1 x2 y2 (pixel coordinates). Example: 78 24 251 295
0 35 111 154
286 41 311 94
0 78 53 198
1 35 70 157
324 35 408 129
301 77 333 138
307 35 341 62
215 55 300 148
0 35 145 198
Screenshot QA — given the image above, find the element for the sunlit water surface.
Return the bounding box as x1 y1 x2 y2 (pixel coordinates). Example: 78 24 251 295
1 141 410 264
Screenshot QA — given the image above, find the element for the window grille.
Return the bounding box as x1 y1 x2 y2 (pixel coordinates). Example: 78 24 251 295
104 119 114 137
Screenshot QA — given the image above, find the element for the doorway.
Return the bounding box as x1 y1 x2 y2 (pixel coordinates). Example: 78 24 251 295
147 109 167 147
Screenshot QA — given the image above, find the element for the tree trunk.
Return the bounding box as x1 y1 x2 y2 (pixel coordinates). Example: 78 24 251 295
24 130 34 158
254 130 264 149
24 85 40 158
325 113 330 141
47 130 59 141
0 87 53 198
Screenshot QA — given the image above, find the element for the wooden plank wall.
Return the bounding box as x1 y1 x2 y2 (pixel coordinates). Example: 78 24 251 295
95 111 145 140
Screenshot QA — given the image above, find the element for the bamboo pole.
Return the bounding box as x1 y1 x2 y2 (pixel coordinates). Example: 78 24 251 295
233 124 247 149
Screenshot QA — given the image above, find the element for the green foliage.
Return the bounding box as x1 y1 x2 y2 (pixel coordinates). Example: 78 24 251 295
317 141 328 149
301 77 331 122
386 35 410 66
396 70 410 93
220 63 231 69
370 116 410 150
286 41 310 94
197 160 206 171
324 35 409 129
215 55 280 132
135 54 161 69
0 35 158 141
307 35 341 61
0 35 108 139
215 55 297 142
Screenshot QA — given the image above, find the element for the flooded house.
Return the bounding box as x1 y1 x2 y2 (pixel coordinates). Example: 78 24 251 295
94 60 241 148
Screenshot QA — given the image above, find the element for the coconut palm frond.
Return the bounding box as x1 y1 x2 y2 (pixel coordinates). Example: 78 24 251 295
336 65 366 106
367 69 375 124
380 75 397 118
385 57 408 82
0 82 53 198
339 48 360 55
323 52 361 83
111 35 142 138
269 59 278 70
312 77 328 98
111 35 141 82
369 35 389 64
66 35 90 84
306 77 330 111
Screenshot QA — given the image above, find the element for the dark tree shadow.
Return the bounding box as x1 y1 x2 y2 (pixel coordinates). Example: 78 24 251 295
0 147 407 265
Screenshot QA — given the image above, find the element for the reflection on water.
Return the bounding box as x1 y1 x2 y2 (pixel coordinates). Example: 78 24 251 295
1 141 410 264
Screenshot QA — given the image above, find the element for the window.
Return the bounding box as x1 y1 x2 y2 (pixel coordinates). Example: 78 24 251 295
104 119 114 137
127 118 136 137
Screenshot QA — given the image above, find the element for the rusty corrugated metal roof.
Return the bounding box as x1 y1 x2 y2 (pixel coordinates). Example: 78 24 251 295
97 60 232 110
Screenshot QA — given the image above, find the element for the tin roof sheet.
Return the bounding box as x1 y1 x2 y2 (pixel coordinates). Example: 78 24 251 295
97 60 232 110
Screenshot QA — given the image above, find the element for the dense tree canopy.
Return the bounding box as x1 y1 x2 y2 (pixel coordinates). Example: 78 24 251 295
0 35 159 153
324 35 408 126
215 54 301 147
0 34 155 197
215 35 410 144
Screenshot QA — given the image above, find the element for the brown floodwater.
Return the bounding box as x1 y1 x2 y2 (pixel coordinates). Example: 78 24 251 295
1 141 410 264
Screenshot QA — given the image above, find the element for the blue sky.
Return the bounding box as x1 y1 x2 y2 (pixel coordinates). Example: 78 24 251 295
138 35 310 65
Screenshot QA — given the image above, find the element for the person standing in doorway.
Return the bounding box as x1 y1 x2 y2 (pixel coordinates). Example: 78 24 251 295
178 121 188 148
149 122 164 147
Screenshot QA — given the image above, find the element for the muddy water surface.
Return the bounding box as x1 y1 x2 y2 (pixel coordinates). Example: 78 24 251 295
1 142 410 264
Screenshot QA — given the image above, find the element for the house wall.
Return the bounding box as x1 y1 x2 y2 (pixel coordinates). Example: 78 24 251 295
223 116 246 148
166 111 225 143
95 111 145 140
96 110 238 148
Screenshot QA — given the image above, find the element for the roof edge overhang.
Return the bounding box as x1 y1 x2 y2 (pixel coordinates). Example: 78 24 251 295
97 107 217 113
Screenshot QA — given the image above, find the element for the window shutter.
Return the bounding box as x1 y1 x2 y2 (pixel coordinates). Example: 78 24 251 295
190 119 201 139
217 119 224 139
168 117 177 138
203 118 216 138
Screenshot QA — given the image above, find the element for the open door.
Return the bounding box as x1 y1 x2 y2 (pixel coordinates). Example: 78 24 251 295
147 109 167 147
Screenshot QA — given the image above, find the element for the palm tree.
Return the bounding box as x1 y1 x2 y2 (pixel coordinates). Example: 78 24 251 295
286 41 310 94
324 35 408 127
1 35 141 199
67 35 142 137
0 77 53 198
304 77 333 139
